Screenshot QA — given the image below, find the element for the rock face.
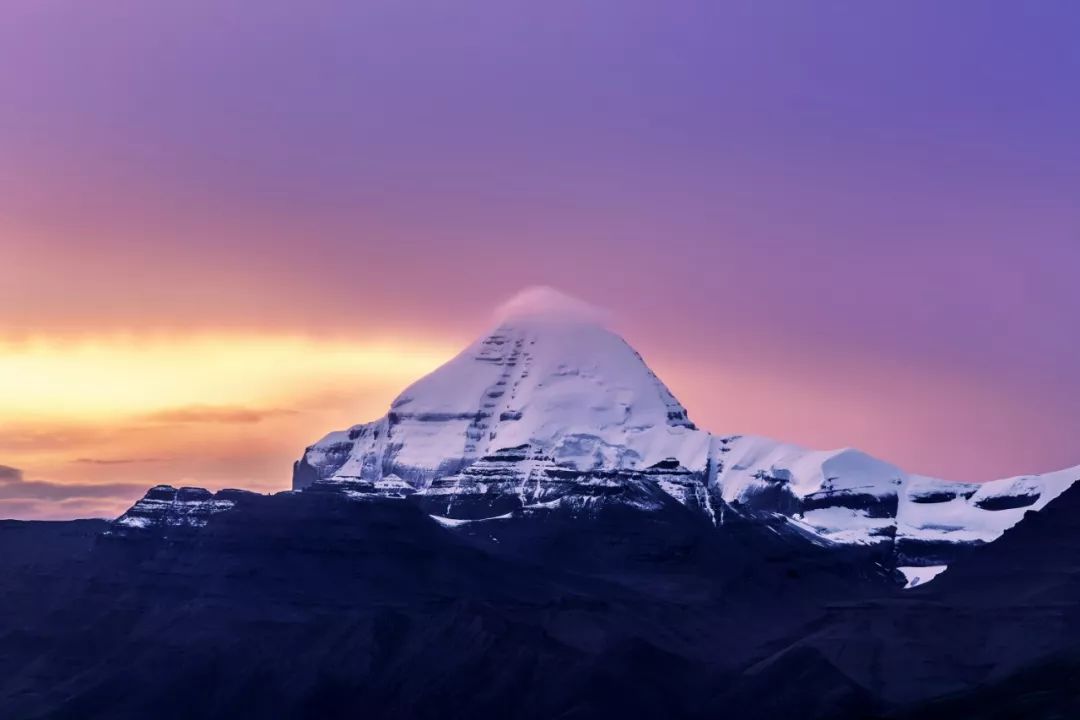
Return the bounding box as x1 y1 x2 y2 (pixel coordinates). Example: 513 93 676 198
292 291 1079 579
711 437 1079 581
110 485 254 535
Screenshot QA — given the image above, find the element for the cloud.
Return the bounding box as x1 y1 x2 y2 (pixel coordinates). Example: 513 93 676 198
0 405 298 454
0 499 46 517
141 405 298 424
0 463 145 503
73 457 164 465
0 497 136 521
0 479 146 502
0 425 119 452
493 286 610 327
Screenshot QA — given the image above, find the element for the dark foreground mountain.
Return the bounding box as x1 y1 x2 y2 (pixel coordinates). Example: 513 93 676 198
1 490 891 719
732 479 1080 717
4 482 1080 718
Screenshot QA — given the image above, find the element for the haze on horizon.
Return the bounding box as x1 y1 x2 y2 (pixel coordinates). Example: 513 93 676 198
2 1 1078 519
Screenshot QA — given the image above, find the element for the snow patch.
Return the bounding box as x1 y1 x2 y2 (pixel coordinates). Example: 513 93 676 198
430 512 514 527
898 565 948 588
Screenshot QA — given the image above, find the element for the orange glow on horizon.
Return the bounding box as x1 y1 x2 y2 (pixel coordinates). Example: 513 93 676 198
0 333 458 422
0 332 459 519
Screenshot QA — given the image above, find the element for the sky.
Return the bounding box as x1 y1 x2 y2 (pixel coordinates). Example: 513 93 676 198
2 1 1079 519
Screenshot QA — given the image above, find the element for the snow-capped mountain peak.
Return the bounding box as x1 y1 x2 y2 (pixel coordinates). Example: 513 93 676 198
296 295 707 495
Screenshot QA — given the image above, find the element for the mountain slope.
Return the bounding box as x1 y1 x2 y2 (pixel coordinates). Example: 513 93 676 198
742 480 1080 713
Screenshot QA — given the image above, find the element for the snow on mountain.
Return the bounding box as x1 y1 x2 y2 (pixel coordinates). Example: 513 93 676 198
110 485 252 533
283 287 1079 581
897 564 948 589
898 468 1079 547
294 288 714 516
713 436 1080 563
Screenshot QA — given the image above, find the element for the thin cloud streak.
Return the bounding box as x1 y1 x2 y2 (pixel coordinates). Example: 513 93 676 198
0 463 145 515
141 406 298 425
73 457 166 465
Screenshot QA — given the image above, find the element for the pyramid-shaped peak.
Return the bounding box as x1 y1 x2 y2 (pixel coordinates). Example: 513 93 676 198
391 298 695 439
294 291 707 494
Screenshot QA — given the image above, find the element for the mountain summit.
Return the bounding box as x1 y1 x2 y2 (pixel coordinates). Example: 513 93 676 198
294 289 714 517
292 288 1080 583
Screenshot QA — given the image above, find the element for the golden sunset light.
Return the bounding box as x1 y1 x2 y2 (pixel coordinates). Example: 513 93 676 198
0 333 457 518
0 334 454 421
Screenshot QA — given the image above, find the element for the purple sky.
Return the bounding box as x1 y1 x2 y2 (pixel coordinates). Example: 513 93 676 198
2 1 1079 509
